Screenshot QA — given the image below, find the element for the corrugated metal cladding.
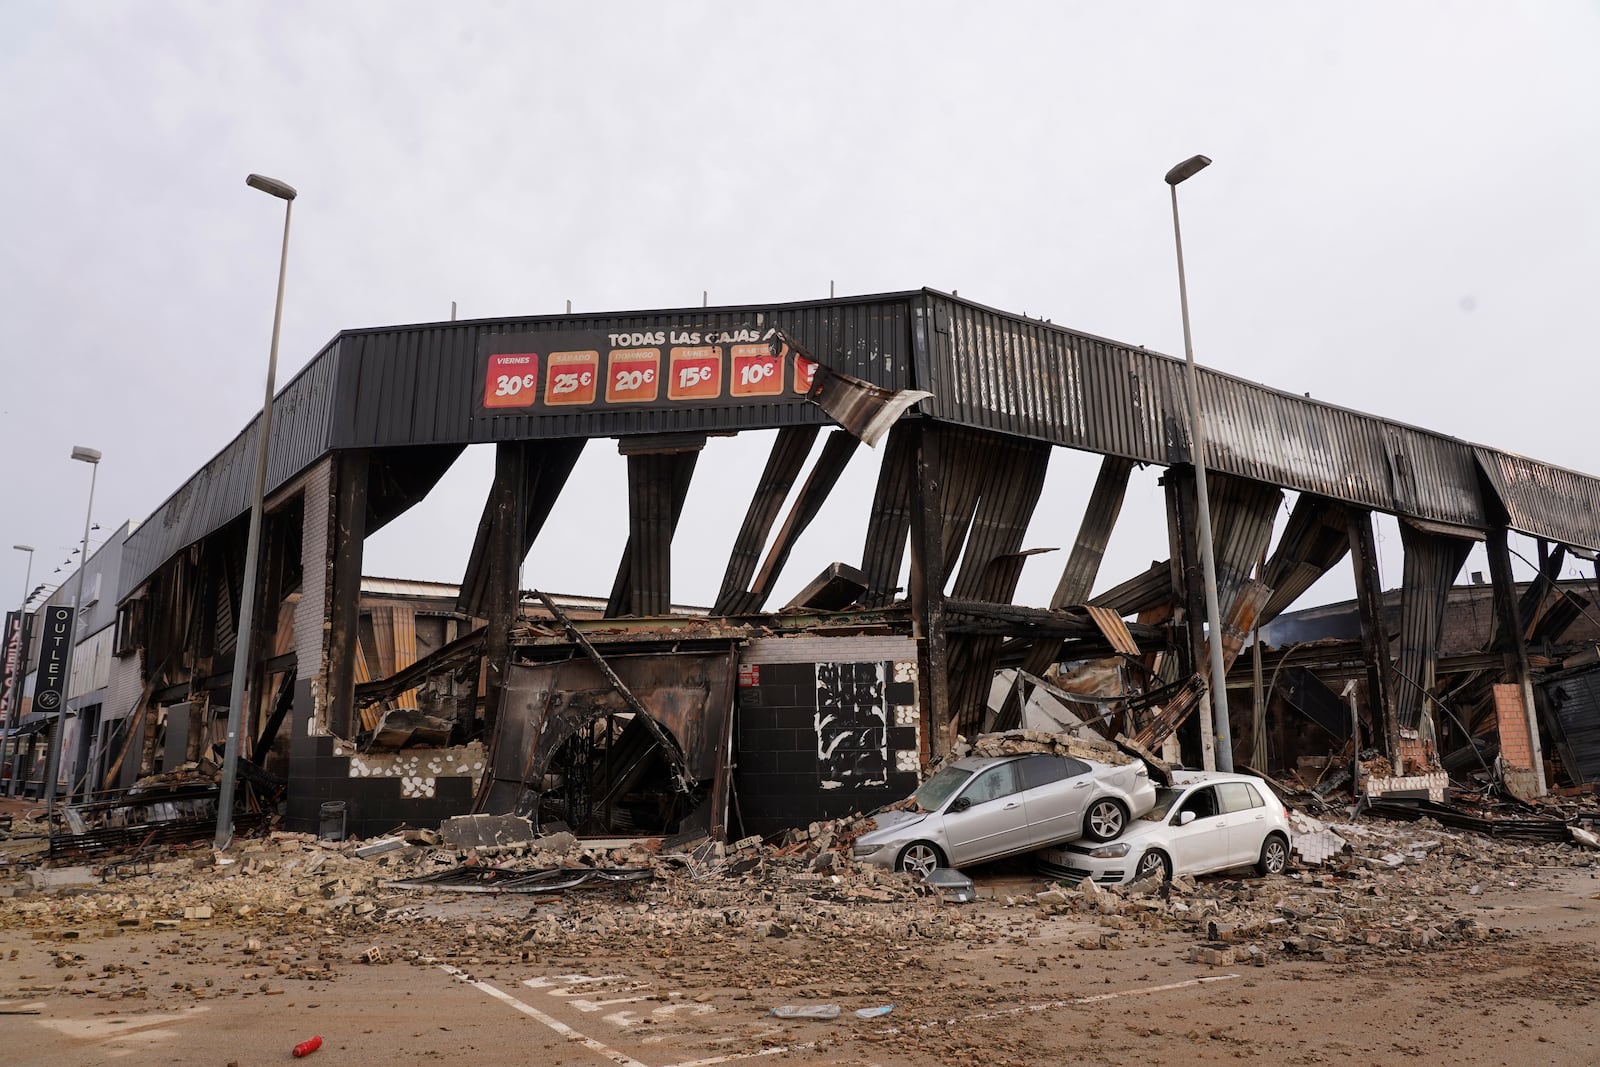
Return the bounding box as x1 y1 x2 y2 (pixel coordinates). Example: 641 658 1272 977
914 291 1498 530
330 296 916 449
1475 448 1600 552
119 341 341 601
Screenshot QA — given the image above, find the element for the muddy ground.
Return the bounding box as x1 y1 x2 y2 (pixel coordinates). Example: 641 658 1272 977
4 816 1599 1067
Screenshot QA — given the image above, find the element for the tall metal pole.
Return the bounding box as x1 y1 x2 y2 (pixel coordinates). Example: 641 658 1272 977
1166 155 1234 772
3 545 34 796
43 453 99 814
216 177 295 849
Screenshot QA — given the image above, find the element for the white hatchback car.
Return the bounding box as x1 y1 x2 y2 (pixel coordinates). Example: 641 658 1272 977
1037 771 1291 885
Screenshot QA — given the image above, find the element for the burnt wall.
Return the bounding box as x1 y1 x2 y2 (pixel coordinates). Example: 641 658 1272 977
734 637 921 837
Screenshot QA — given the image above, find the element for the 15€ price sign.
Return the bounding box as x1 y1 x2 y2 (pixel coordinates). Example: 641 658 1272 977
730 343 784 397
545 350 599 406
669 346 723 401
484 353 540 409
794 354 819 395
606 348 661 403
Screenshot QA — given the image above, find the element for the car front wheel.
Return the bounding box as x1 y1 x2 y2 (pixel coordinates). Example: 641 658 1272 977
896 841 945 877
1256 832 1289 876
1083 798 1129 842
1135 848 1172 882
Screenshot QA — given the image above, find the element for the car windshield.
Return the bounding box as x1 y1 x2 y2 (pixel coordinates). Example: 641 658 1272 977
1140 786 1184 822
911 766 973 812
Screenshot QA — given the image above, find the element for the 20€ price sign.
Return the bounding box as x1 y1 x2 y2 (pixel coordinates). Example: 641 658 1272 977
545 350 599 406
730 343 784 397
606 348 661 403
484 353 540 409
668 346 723 401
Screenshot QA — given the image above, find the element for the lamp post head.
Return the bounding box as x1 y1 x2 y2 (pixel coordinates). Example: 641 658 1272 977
246 173 297 201
70 446 101 465
1164 154 1212 186
12 545 33 553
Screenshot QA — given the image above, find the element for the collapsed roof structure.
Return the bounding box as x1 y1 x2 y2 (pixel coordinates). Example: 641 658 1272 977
89 289 1600 838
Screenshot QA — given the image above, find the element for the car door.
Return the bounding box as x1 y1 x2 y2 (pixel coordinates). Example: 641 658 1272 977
1166 785 1231 874
1016 754 1091 847
941 761 1028 865
1216 781 1269 867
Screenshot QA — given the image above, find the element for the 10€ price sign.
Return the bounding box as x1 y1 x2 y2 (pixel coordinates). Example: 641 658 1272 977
669 346 723 401
545 350 599 406
484 353 540 408
730 343 784 397
606 348 661 403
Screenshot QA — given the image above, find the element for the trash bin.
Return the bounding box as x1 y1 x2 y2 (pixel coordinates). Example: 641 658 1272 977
318 801 347 842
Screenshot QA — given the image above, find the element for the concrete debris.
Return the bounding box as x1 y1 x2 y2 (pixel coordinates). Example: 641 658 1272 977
950 730 1133 766
1570 825 1600 850
437 814 536 851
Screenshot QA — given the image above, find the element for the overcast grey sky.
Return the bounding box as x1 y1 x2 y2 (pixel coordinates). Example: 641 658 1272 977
3 2 1598 619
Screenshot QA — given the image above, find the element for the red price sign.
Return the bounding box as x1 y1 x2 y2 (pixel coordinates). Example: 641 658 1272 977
545 350 598 406
605 349 660 403
730 343 784 397
668 346 723 401
793 355 819 395
485 353 540 409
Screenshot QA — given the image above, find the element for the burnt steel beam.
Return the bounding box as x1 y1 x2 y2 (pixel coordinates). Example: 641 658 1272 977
908 420 951 758
719 430 860 615
1394 522 1474 731
1259 494 1350 626
606 448 699 617
857 423 917 607
944 599 1161 642
457 439 586 618
712 426 820 615
1347 509 1399 767
325 450 370 738
1164 467 1211 765
1014 455 1138 691
480 442 531 738
1485 525 1547 793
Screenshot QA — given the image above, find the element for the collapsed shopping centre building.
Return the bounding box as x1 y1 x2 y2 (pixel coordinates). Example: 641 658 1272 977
60 289 1600 839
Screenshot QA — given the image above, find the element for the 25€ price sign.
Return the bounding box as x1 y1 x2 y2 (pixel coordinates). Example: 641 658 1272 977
545 350 599 406
484 353 540 409
730 343 784 397
668 346 723 401
606 348 661 403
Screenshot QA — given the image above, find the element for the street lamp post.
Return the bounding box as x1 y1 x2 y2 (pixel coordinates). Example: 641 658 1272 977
215 173 296 849
42 447 101 815
3 544 35 796
1164 153 1234 773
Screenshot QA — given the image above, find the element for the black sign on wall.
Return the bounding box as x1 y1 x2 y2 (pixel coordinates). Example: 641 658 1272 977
32 606 75 716
0 610 31 723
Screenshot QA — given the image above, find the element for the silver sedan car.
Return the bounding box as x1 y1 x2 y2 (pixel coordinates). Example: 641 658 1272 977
852 753 1157 875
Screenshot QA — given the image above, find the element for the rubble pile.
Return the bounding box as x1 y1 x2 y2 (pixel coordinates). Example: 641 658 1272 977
1031 815 1599 965
950 730 1132 766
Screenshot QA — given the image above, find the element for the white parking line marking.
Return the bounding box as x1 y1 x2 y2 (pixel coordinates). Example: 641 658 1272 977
913 974 1242 1030
441 965 650 1067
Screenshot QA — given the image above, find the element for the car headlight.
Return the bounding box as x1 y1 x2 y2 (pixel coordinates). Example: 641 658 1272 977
1086 842 1130 859
852 842 882 858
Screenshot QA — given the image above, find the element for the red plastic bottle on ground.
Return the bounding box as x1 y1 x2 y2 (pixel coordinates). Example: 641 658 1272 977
292 1035 323 1057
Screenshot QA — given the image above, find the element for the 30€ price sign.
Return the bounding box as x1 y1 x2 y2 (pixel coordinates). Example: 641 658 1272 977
794 354 819 395
605 348 661 403
668 346 723 401
545 350 599 406
730 343 784 397
484 353 540 408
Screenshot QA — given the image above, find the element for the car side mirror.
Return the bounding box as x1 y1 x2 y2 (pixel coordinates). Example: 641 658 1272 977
949 797 972 813
1178 810 1197 826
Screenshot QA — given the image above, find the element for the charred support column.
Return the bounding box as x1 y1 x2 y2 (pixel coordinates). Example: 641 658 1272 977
1485 526 1548 795
323 450 370 738
1163 466 1214 769
479 442 529 739
908 421 950 759
609 442 701 618
1346 509 1399 770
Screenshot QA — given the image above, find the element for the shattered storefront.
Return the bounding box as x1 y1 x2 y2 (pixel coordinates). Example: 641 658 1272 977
95 289 1600 844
